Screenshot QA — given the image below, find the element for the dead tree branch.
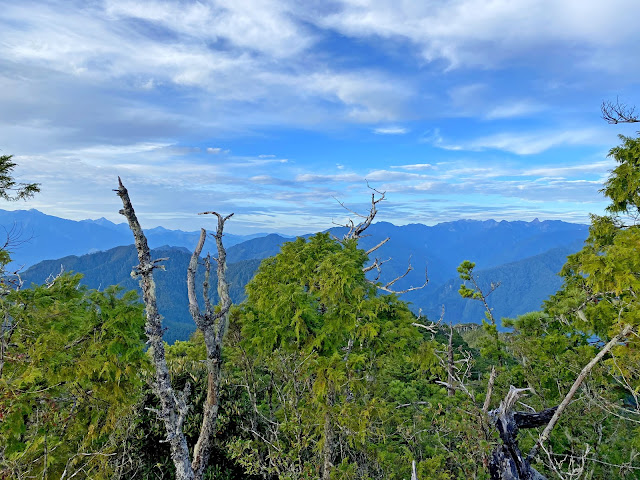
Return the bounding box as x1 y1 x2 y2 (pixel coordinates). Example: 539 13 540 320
338 183 386 241
336 184 428 294
365 237 389 256
483 366 497 413
527 323 635 463
188 212 234 479
372 257 428 294
411 322 439 334
601 98 639 124
114 177 195 480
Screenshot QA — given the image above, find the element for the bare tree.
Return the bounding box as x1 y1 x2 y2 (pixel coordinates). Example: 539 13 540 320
187 212 233 479
336 185 428 294
601 98 639 124
115 178 233 480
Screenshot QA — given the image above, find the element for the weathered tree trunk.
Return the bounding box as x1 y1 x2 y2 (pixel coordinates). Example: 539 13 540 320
489 323 634 480
411 460 418 480
115 178 195 480
489 387 554 480
447 324 455 397
187 215 233 480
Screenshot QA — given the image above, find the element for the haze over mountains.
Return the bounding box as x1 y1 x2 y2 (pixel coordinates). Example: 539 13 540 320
4 209 589 342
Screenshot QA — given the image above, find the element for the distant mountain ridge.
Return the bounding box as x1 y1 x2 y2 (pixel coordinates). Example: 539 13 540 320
410 241 584 323
16 212 590 342
0 209 290 269
328 219 588 285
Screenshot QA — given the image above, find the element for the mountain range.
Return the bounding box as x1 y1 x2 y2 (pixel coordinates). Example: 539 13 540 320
0 208 282 270
5 209 590 342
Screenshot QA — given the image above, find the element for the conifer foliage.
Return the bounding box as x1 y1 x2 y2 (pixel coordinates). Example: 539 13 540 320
0 275 147 479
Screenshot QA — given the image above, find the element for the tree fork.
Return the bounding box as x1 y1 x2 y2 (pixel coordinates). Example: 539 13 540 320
188 213 233 479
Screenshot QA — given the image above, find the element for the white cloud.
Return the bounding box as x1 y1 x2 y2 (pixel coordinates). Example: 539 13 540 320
1 0 634 234
250 175 274 184
207 147 229 154
426 127 616 155
391 163 433 171
296 173 361 183
522 161 614 177
485 101 546 120
320 0 640 70
468 129 604 155
105 0 314 58
374 126 409 135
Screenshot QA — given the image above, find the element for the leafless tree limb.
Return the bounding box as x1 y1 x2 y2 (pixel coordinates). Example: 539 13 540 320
601 97 639 124
365 237 390 256
362 256 390 275
114 177 194 480
527 322 635 463
335 184 428 294
45 265 65 288
483 366 497 414
411 322 439 334
396 401 431 409
374 258 428 294
188 212 234 479
337 183 386 240
541 443 589 480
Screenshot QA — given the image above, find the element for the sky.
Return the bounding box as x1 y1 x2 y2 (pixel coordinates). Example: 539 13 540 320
1 0 640 234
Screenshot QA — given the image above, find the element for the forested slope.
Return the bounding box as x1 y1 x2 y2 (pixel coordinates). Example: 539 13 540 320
21 245 262 343
21 238 583 341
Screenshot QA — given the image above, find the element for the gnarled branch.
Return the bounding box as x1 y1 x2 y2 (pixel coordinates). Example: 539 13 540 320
189 211 234 479
114 177 194 480
601 98 639 124
336 183 386 240
373 258 429 294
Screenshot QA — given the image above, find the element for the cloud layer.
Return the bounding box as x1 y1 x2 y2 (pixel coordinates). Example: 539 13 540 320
1 0 640 232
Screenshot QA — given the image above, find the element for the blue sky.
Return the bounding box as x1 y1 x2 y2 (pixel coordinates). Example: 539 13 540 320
1 0 639 234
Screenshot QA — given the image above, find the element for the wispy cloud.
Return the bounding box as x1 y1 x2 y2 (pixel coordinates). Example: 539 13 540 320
391 163 433 171
521 161 613 177
485 101 546 120
425 127 614 155
466 128 606 155
207 147 229 154
374 126 409 135
320 0 640 70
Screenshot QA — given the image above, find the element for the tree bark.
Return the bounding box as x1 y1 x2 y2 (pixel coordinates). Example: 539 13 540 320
489 387 547 480
115 178 194 480
447 324 455 397
187 215 233 480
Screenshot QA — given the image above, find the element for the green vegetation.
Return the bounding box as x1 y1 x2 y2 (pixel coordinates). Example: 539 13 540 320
2 134 640 479
0 155 39 203
0 276 148 478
